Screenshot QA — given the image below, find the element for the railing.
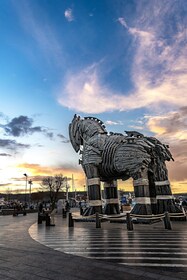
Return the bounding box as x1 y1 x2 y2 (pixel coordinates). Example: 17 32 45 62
69 210 186 230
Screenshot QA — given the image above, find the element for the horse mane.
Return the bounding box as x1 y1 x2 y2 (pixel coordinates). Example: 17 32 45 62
83 116 107 133
84 116 105 126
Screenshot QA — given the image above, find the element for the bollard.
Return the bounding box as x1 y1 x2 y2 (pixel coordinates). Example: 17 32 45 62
62 209 67 218
96 212 101 228
38 213 42 224
46 213 51 226
164 211 172 230
126 212 133 231
80 206 83 216
68 212 74 227
13 210 18 217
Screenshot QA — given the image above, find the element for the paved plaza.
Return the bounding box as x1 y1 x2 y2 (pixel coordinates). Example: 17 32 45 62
0 212 187 279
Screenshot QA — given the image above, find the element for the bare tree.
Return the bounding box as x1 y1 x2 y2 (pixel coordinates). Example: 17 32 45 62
41 174 67 209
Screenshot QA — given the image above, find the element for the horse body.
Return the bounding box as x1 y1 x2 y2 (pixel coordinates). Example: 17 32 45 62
81 133 151 181
69 115 182 216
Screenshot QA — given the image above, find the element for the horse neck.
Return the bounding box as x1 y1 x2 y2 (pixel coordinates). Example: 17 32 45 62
80 120 101 142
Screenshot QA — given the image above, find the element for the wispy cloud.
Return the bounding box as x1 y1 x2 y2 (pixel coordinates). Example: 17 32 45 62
58 1 187 115
57 134 70 143
0 153 12 157
117 18 128 28
105 120 123 125
0 139 30 150
64 8 74 22
128 125 144 131
13 0 63 66
58 65 120 113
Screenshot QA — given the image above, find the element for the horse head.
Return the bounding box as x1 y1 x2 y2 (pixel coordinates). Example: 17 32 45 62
69 114 82 152
69 115 108 152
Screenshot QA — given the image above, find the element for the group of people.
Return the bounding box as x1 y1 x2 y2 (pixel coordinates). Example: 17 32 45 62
13 202 26 216
176 197 187 209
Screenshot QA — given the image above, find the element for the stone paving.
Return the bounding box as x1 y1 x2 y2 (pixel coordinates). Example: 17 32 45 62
0 212 187 280
30 213 187 269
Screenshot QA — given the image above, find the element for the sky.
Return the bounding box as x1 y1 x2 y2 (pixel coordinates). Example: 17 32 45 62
0 0 187 195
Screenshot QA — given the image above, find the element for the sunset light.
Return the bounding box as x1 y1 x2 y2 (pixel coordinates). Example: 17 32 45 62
0 0 186 195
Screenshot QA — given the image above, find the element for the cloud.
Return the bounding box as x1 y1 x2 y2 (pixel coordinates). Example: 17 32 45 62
144 107 187 185
17 162 81 174
57 134 70 143
117 18 128 28
3 115 35 137
0 183 10 187
105 120 123 125
147 107 187 139
64 8 74 22
167 141 187 183
128 125 144 131
58 65 128 113
0 153 12 157
45 132 54 140
1 115 54 139
171 181 187 194
0 139 30 150
16 162 84 188
58 2 187 115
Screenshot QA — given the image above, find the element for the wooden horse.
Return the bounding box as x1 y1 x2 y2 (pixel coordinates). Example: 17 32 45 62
69 114 182 216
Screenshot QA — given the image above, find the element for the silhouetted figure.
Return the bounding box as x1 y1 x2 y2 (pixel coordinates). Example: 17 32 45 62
65 201 70 212
39 202 43 213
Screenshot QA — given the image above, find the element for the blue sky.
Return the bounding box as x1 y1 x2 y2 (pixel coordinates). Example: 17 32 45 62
0 0 187 194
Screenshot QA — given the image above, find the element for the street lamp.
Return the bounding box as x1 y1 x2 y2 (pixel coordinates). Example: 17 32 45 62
28 179 33 207
23 173 28 206
65 177 69 201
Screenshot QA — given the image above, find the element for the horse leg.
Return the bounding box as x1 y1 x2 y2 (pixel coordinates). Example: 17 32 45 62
148 171 157 215
103 180 120 215
131 168 152 215
154 162 183 214
83 164 102 216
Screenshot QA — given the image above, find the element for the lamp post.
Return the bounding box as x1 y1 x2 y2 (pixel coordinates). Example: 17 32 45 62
23 173 28 207
28 179 33 207
65 177 70 201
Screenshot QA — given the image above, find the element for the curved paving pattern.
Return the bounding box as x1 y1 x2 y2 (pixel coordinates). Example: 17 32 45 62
29 214 187 269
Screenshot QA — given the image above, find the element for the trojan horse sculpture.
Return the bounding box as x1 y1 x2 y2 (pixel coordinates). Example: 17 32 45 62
69 114 182 216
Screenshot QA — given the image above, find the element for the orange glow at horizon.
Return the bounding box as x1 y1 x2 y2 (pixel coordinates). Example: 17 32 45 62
0 161 186 195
